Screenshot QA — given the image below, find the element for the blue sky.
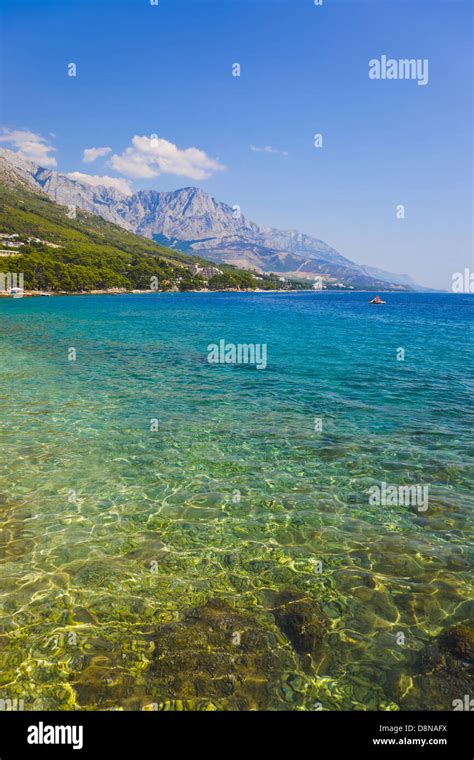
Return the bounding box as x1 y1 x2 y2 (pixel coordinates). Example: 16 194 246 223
1 0 472 288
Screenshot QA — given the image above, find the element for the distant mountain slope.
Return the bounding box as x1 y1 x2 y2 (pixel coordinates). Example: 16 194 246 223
0 157 282 293
0 149 424 289
359 264 430 291
0 156 194 265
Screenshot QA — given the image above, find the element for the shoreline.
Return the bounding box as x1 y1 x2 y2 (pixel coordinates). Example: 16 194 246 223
0 287 313 298
0 288 439 299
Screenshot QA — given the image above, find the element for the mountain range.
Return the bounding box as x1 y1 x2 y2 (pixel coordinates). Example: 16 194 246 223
0 152 287 294
0 148 425 290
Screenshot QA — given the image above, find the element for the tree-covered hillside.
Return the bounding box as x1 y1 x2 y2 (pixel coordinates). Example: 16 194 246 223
0 178 297 293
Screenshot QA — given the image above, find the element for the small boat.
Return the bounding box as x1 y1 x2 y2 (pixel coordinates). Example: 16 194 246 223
369 295 386 304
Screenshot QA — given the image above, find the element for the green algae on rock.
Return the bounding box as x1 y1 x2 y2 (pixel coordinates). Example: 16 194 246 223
438 624 474 666
145 699 219 711
272 589 328 662
388 622 474 711
146 599 294 710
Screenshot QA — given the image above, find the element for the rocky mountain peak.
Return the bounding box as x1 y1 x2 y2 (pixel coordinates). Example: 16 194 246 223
0 149 422 288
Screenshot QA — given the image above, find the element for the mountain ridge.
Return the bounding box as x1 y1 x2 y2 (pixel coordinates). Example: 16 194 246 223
0 148 425 290
0 156 294 293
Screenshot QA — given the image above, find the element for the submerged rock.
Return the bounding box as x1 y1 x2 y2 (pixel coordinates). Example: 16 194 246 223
438 624 474 665
388 622 474 710
73 660 137 709
144 699 219 711
272 589 328 660
146 598 292 710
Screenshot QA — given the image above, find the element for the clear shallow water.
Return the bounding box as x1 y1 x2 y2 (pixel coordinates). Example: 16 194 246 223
0 291 472 710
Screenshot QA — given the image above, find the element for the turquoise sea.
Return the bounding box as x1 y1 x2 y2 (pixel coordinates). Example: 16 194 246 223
0 291 472 711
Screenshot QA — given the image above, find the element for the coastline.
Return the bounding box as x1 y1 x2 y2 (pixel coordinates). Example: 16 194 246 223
0 287 311 298
0 287 436 299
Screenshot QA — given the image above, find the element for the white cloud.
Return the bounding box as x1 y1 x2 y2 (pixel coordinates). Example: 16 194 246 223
67 172 132 195
0 128 57 167
83 146 112 163
110 135 225 180
250 144 288 157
